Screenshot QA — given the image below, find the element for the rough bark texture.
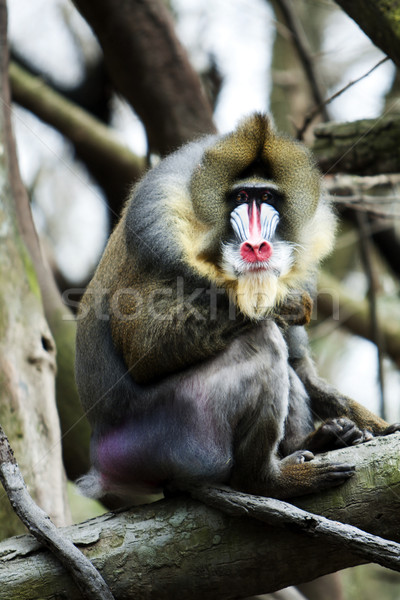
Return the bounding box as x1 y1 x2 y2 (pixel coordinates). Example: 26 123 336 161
312 116 400 175
0 0 70 535
0 427 115 600
335 0 400 68
72 0 216 155
0 435 400 599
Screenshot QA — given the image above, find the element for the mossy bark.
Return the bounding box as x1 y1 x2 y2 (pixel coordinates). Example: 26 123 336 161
313 116 400 175
0 0 70 536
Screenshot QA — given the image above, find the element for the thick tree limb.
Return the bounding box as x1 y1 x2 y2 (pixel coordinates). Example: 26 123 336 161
1 435 400 599
72 0 216 155
335 0 400 68
191 485 400 572
313 115 400 175
0 426 115 600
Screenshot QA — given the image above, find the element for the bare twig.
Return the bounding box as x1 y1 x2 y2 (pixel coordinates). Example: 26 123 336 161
298 56 389 139
0 425 115 600
191 484 400 572
274 0 328 122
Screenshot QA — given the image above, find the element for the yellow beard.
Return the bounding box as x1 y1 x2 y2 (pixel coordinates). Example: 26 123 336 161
230 272 285 320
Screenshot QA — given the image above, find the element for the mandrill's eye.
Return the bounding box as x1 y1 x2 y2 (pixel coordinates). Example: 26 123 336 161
262 191 272 202
236 190 248 203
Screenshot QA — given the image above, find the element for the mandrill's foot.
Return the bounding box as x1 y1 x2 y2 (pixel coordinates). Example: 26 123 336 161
267 451 355 499
303 418 372 453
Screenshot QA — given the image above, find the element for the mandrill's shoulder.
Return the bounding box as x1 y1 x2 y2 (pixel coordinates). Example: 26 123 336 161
121 135 222 279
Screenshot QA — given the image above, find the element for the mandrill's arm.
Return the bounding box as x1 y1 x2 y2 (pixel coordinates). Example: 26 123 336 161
109 277 253 384
110 279 315 385
287 325 400 440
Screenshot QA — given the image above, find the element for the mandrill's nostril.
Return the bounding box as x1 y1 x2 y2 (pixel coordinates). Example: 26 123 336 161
240 240 272 263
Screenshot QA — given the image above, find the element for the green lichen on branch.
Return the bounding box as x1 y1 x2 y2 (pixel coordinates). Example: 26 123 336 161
312 115 400 175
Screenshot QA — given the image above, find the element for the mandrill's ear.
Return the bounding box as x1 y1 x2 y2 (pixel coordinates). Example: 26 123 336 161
190 113 272 232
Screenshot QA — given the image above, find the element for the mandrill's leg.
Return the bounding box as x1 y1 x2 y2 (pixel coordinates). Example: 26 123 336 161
228 325 355 499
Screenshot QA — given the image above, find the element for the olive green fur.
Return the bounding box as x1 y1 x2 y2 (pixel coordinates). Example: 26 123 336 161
190 113 321 243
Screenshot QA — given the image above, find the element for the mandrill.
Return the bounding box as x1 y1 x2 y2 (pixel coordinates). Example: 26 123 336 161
75 113 398 500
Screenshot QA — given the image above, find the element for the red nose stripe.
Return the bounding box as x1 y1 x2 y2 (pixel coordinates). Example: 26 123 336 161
249 201 261 239
240 201 272 263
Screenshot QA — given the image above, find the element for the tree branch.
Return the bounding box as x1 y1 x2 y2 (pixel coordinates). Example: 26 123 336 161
323 172 400 280
10 61 145 215
191 484 400 572
0 426 115 600
313 115 400 175
1 435 400 599
325 173 400 218
298 57 389 140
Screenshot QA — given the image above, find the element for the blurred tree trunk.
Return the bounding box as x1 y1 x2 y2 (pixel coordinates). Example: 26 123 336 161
5 38 91 485
0 0 70 537
73 0 216 155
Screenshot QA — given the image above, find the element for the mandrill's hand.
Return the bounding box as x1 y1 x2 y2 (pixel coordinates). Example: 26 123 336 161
304 418 400 454
303 418 372 453
274 291 313 327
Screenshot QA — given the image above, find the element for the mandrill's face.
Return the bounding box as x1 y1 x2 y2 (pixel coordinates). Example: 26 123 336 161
221 182 296 318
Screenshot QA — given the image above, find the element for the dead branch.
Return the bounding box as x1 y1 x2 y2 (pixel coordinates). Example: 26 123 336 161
324 173 400 219
192 483 400 572
0 426 115 600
